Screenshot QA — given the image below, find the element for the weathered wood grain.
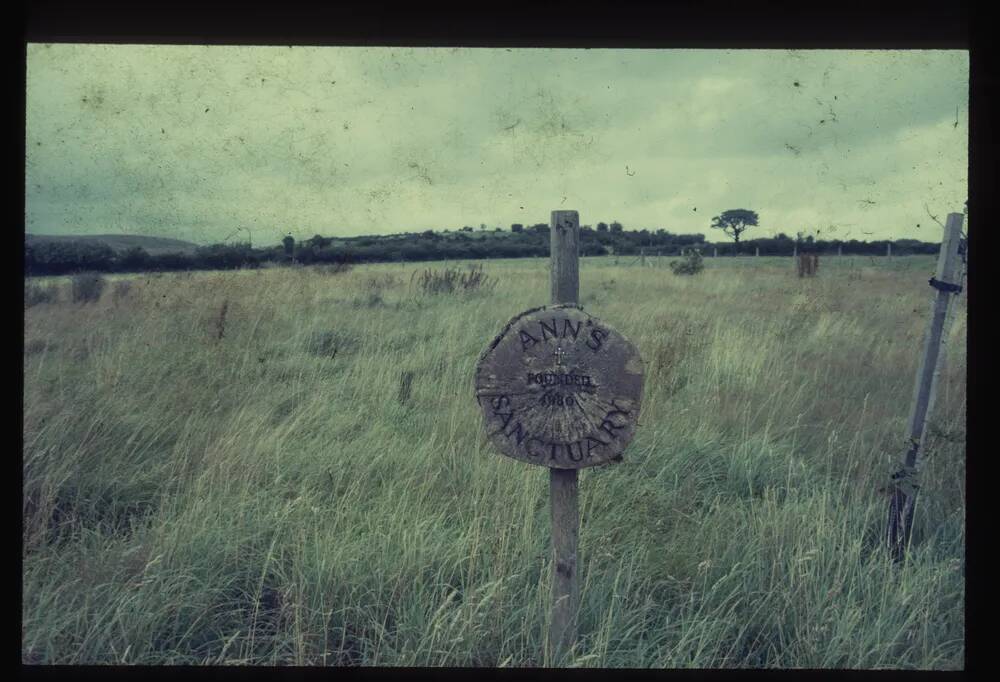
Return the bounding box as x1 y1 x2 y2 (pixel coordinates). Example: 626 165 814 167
474 305 644 469
887 212 963 561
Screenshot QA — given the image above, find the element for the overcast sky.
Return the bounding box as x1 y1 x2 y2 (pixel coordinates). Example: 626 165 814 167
25 44 967 245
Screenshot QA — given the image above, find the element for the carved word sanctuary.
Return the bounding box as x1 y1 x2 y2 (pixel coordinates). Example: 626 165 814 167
486 394 632 464
488 314 627 464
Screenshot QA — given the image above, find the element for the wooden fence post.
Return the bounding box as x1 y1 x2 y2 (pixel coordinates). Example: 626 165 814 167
936 233 968 382
885 212 964 561
887 242 893 260
549 210 580 663
476 212 645 667
713 247 718 258
755 246 760 257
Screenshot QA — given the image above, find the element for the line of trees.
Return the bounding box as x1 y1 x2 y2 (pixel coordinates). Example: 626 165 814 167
24 241 271 276
708 234 940 256
702 208 942 256
24 226 942 276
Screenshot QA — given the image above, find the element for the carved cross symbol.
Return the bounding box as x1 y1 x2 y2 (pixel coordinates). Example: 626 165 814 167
554 347 566 366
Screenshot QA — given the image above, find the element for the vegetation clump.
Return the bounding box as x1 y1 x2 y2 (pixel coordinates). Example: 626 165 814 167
70 272 106 303
669 248 705 276
25 281 57 308
412 264 495 295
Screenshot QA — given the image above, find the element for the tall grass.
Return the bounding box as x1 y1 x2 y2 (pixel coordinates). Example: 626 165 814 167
22 257 964 667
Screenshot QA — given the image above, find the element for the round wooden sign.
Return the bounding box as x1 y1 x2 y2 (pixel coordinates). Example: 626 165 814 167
474 304 644 469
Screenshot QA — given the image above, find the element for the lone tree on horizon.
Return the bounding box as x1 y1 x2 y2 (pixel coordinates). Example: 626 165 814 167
711 209 759 252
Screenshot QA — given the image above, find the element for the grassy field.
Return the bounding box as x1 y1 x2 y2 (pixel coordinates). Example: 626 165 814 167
22 255 965 667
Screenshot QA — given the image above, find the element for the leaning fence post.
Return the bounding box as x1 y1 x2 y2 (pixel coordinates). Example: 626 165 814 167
885 212 964 562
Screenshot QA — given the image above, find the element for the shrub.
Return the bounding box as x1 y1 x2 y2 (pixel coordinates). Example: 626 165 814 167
412 264 496 295
147 252 192 271
71 272 106 303
26 241 115 275
117 246 150 272
193 243 261 270
25 281 57 308
669 248 705 276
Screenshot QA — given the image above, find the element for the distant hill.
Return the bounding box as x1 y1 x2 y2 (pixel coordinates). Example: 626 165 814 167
26 233 201 256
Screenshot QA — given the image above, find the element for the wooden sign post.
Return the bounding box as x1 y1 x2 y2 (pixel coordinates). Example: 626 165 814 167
474 210 644 664
885 212 964 562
